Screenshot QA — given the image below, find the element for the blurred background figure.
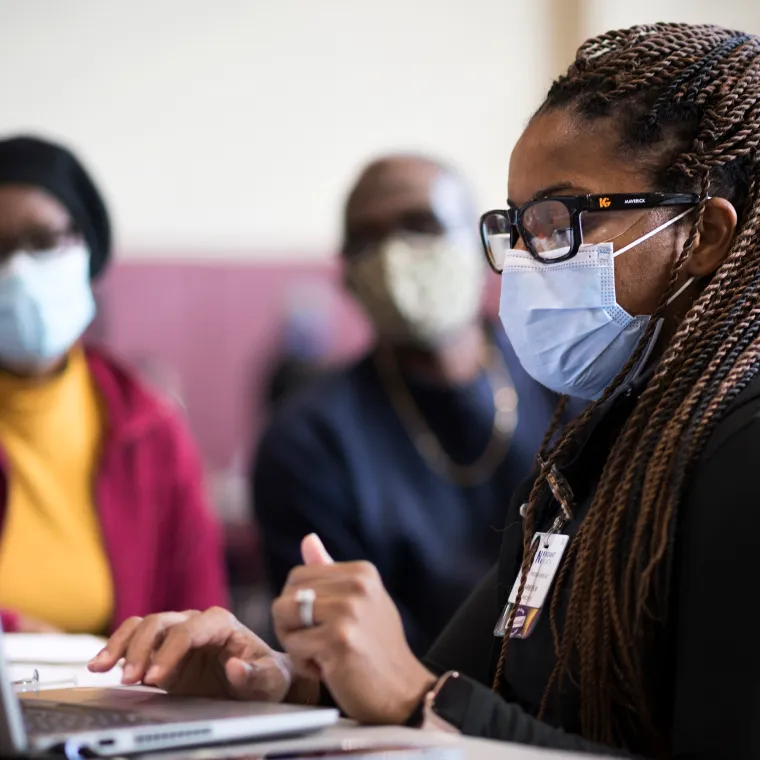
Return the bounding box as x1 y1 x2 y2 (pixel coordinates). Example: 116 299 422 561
253 155 570 655
216 279 339 517
261 279 336 413
0 136 227 634
211 279 338 634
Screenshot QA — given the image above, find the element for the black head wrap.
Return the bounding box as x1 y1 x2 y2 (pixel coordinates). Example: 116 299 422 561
0 136 111 278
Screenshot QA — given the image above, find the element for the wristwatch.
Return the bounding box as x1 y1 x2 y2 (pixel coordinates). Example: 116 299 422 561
419 671 472 734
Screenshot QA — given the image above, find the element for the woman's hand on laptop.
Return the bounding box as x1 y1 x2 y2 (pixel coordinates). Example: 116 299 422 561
272 534 436 725
87 608 318 705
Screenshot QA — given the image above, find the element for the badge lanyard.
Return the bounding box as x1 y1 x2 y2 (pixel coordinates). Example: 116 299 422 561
494 464 573 640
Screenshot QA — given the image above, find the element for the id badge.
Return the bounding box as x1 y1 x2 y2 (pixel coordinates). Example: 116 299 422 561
494 532 569 639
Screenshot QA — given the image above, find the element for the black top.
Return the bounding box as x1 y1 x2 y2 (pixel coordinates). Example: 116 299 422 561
420 366 760 759
253 326 571 655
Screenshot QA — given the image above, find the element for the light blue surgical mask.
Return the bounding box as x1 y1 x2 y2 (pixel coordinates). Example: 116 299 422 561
0 244 95 365
498 210 694 400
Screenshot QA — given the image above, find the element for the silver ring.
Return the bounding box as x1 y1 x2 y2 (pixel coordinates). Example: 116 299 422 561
295 588 316 628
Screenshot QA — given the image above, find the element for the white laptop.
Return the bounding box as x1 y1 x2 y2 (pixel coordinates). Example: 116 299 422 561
0 626 338 757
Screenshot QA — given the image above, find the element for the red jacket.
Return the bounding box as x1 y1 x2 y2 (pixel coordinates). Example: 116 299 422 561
0 346 228 633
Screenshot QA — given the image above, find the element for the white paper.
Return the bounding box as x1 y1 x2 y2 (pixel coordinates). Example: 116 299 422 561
9 663 124 689
4 633 106 664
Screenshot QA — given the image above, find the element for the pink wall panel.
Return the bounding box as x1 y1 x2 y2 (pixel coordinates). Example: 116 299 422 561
91 260 371 470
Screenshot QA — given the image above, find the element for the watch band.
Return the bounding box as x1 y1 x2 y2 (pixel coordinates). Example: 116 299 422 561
420 671 465 734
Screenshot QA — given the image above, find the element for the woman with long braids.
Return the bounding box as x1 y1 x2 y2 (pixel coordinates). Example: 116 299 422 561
90 23 760 758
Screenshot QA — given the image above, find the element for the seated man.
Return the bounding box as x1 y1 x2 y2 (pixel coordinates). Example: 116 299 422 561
0 135 227 633
253 155 570 655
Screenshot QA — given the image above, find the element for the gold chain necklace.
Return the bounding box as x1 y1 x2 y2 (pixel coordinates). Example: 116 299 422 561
374 337 518 487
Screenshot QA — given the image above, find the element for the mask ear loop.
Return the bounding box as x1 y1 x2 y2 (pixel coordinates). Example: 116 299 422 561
665 275 697 305
613 207 695 258
613 205 700 307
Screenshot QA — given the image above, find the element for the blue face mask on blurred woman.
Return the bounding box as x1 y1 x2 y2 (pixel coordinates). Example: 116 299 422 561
498 212 694 400
0 244 95 365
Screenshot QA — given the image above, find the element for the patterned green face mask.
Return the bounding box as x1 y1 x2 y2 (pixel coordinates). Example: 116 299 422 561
346 232 485 348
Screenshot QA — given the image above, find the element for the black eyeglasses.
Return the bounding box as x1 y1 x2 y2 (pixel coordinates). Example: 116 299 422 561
480 192 700 272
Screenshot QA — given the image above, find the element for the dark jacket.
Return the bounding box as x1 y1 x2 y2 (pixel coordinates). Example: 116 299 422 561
253 327 570 655
421 366 760 758
0 346 228 634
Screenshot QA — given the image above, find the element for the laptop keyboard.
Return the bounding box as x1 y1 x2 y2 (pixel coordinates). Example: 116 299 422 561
23 703 162 735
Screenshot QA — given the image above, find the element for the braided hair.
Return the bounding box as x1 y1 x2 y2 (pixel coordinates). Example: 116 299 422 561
493 23 760 753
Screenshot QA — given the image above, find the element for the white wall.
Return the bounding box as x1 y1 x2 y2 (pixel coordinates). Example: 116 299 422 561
0 0 554 260
583 0 760 41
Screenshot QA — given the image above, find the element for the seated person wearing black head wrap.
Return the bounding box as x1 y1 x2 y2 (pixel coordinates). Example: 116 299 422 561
0 136 228 634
